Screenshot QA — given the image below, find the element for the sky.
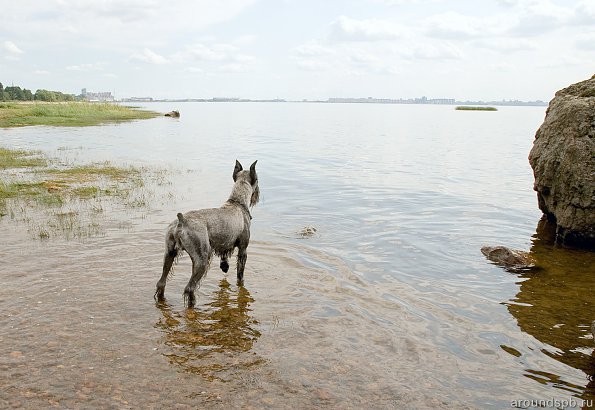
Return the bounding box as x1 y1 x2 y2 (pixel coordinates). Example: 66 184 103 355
1 0 594 101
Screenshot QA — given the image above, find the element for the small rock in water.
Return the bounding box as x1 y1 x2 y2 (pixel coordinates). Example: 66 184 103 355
481 246 535 269
298 226 317 238
165 110 180 118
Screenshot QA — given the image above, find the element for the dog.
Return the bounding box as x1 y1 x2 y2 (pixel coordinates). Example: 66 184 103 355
155 160 259 305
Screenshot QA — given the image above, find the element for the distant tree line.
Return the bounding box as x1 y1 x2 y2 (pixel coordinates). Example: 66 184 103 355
0 82 76 102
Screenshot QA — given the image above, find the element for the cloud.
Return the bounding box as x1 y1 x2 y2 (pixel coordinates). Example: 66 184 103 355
293 42 403 76
174 43 254 64
218 63 252 73
294 42 333 57
65 62 106 71
495 0 519 6
48 0 258 27
3 41 24 60
185 67 204 73
296 59 332 72
349 52 381 65
346 51 400 75
129 48 169 65
489 62 516 72
369 0 440 4
474 38 537 52
575 32 595 51
501 0 573 36
572 0 595 25
182 44 233 62
424 12 484 39
537 56 584 69
423 11 522 40
405 42 464 60
232 34 258 46
424 3 578 40
34 70 50 75
0 0 259 48
328 16 405 42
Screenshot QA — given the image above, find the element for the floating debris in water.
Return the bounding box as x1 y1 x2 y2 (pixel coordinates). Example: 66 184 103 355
297 226 317 238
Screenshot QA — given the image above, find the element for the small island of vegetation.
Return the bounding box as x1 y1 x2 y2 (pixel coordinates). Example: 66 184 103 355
455 106 498 111
0 81 159 127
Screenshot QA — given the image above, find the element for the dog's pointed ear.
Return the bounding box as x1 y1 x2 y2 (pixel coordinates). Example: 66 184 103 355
233 160 243 181
249 160 258 184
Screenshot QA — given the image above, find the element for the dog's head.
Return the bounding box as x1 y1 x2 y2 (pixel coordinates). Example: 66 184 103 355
233 160 260 207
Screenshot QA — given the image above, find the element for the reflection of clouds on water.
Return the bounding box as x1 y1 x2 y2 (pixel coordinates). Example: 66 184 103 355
154 279 263 380
506 218 595 402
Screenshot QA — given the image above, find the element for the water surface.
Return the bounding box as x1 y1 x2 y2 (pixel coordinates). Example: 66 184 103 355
1 103 593 408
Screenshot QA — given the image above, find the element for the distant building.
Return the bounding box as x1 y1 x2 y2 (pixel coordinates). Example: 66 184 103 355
81 88 114 102
428 98 455 104
211 97 240 102
327 96 456 105
124 97 154 102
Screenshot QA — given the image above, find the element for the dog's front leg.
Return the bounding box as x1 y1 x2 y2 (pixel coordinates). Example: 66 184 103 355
220 255 229 273
236 247 247 285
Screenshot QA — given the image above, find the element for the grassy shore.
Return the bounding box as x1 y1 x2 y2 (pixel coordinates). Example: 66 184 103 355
455 106 498 111
0 146 164 239
0 101 159 127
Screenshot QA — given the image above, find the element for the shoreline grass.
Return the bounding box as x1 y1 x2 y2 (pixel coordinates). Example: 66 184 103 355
0 101 159 128
0 147 47 168
0 145 162 238
455 106 498 111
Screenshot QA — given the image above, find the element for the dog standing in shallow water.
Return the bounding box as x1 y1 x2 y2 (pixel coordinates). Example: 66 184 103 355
155 160 259 305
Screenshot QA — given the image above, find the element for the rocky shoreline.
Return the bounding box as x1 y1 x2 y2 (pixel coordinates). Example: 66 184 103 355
529 75 595 250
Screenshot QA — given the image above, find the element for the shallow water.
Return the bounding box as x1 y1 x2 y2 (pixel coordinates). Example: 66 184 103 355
1 103 594 408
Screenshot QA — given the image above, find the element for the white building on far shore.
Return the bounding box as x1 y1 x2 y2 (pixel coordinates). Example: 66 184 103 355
81 88 114 102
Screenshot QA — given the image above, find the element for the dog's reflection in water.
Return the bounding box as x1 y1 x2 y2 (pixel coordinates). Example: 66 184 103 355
154 278 262 380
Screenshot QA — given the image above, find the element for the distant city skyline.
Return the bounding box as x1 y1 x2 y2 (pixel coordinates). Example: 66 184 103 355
74 86 546 105
1 0 593 101
116 94 547 106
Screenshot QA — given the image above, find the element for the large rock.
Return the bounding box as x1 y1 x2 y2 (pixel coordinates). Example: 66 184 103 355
528 75 595 249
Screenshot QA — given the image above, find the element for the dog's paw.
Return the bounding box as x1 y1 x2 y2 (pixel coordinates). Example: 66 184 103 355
154 287 165 301
183 290 196 307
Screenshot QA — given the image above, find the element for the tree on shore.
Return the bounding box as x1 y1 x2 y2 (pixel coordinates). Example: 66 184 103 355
34 89 75 101
0 81 75 101
4 86 34 101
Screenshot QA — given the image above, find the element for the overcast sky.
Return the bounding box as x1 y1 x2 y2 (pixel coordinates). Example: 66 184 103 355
1 0 593 100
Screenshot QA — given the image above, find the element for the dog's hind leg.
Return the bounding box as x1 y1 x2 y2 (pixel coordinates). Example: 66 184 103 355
180 230 212 306
184 254 210 306
155 249 177 301
155 228 177 301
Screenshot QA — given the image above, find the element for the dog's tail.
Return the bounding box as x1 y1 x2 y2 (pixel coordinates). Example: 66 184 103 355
177 212 185 227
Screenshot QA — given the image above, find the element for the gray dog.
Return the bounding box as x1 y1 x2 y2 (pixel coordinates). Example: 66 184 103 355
155 160 259 305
